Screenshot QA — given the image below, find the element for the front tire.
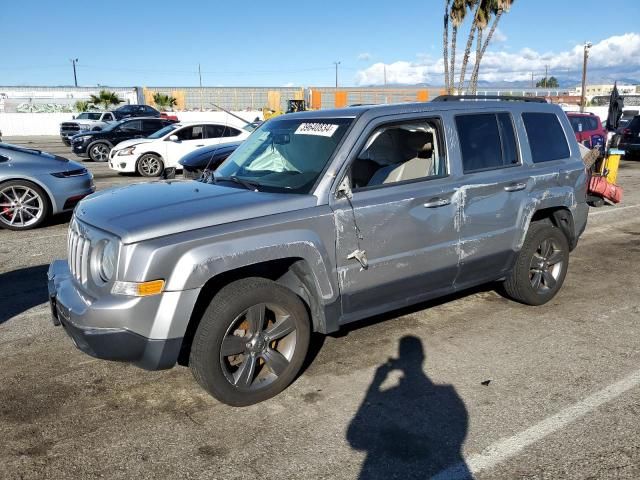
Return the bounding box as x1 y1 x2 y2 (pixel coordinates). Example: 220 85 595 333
189 278 311 406
0 180 50 231
503 223 569 305
137 154 164 177
88 142 111 162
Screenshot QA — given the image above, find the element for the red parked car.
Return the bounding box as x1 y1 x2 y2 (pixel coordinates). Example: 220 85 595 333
566 112 606 153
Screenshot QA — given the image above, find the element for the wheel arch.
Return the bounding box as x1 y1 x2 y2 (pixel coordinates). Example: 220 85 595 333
176 257 331 366
530 206 577 250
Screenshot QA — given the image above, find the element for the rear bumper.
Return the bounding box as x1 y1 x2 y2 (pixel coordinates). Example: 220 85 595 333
47 260 184 370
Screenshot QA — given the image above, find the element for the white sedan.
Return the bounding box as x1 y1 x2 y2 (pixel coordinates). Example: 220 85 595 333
108 121 251 177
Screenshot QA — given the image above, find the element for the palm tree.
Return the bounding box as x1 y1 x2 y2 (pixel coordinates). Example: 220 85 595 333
74 100 92 112
448 0 468 94
152 92 177 112
469 0 515 93
457 0 483 93
88 90 123 110
468 0 492 92
443 0 453 95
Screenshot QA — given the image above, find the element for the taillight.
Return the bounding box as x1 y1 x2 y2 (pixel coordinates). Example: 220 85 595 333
623 128 631 135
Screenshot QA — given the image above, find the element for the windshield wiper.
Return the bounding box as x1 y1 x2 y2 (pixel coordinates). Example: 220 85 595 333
213 175 260 191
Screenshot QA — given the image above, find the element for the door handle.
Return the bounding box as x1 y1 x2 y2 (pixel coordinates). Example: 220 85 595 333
504 182 527 192
423 197 451 208
195 144 204 147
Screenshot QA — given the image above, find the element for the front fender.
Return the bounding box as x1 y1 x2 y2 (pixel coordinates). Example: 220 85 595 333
166 229 337 303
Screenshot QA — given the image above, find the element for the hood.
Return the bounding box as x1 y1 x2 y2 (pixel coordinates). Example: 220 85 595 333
112 138 154 150
179 142 241 167
75 180 317 244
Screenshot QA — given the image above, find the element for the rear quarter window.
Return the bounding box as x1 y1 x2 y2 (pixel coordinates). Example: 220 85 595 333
522 112 570 163
456 112 519 173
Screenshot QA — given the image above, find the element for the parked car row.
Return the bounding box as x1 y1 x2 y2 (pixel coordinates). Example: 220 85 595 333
108 122 250 177
71 117 177 162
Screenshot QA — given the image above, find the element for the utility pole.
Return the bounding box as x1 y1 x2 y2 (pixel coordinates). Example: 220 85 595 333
70 58 78 87
544 65 548 88
198 63 203 112
333 61 341 88
531 72 534 89
580 42 592 112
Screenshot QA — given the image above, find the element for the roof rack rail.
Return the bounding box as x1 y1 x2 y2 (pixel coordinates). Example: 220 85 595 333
432 95 547 103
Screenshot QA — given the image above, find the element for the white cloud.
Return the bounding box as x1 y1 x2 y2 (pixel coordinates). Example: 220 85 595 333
354 33 640 85
357 52 372 61
283 82 295 87
492 28 507 43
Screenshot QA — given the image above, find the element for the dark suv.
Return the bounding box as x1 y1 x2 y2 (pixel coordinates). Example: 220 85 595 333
71 117 175 162
113 104 161 120
616 115 640 158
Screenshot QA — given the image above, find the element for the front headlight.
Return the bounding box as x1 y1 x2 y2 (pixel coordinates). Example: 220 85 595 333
118 146 136 156
99 240 118 282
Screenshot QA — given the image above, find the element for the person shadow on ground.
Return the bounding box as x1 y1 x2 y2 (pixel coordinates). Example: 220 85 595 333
346 335 472 480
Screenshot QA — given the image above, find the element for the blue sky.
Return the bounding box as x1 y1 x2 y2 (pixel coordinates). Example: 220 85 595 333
1 0 639 87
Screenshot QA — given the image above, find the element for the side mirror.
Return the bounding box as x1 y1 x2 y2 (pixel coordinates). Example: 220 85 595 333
169 135 179 142
72 115 76 119
336 176 353 200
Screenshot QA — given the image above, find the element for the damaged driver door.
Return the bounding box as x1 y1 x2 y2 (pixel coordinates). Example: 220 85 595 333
331 116 460 323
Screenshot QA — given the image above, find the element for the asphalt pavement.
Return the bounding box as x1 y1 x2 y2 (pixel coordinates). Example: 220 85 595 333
1 136 639 479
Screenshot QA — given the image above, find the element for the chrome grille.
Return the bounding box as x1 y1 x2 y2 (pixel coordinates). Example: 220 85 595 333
68 219 91 285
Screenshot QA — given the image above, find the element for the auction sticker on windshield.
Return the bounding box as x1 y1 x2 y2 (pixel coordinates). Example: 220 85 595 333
295 123 339 137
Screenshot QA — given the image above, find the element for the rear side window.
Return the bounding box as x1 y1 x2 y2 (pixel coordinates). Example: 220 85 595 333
120 120 142 131
523 113 570 163
456 113 519 173
143 120 165 132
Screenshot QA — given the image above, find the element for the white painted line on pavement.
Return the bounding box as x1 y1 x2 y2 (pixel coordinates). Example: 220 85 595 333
589 204 640 216
2 232 67 242
432 368 640 479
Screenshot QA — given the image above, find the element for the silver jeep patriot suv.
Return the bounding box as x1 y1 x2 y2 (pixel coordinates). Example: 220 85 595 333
48 96 589 406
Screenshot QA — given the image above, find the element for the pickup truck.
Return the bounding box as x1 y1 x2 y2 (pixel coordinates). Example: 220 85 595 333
60 111 116 146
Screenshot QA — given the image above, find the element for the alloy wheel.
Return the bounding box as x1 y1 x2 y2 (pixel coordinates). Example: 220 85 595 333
0 185 44 229
220 303 297 391
90 144 109 162
139 156 162 176
529 238 564 293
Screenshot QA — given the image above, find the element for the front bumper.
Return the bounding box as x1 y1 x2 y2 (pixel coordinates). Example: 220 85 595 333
71 142 90 157
108 153 137 172
47 260 186 370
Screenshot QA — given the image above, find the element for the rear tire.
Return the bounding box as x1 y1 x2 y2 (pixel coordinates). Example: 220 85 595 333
0 180 50 231
503 223 569 306
189 277 311 406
